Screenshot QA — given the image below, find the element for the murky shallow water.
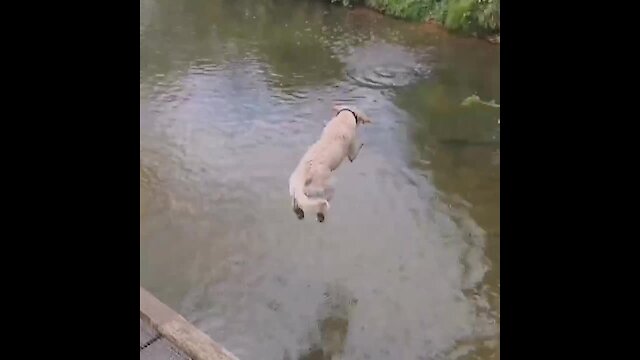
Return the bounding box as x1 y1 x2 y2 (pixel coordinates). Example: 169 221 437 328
140 1 500 359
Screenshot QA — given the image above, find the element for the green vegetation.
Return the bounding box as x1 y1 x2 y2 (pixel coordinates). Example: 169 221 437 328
330 0 500 37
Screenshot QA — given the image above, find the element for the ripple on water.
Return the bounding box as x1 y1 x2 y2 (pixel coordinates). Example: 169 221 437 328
338 41 432 88
188 61 222 76
347 64 429 89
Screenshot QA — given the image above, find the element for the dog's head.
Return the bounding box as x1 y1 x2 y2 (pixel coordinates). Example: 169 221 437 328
332 105 372 125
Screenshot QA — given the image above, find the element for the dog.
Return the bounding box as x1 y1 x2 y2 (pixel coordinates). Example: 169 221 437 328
289 105 372 222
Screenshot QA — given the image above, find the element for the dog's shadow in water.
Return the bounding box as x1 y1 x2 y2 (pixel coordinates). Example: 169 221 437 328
288 283 358 360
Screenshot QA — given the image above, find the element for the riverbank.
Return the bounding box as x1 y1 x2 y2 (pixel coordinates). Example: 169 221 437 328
331 0 500 42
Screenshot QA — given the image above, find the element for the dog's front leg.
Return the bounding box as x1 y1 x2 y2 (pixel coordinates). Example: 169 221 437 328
348 139 364 162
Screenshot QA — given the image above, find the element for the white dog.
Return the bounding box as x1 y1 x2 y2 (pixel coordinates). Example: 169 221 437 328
289 105 372 222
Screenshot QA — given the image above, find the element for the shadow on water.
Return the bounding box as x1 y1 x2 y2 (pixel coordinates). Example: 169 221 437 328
291 283 356 360
141 0 499 359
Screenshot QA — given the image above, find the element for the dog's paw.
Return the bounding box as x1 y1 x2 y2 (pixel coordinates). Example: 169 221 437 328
294 207 304 220
317 213 325 223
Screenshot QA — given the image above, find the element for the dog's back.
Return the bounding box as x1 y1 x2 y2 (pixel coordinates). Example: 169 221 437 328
311 112 359 171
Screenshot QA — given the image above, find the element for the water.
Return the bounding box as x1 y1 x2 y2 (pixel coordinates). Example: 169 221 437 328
140 1 500 359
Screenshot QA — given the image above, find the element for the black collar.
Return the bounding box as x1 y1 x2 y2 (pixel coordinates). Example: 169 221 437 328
336 108 358 123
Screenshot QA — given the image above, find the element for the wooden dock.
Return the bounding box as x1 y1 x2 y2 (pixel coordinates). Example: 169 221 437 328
140 287 239 360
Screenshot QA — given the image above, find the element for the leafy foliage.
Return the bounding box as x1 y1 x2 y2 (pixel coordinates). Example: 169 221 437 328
329 0 500 36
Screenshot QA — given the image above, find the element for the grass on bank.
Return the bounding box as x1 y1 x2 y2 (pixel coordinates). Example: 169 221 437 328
331 0 500 36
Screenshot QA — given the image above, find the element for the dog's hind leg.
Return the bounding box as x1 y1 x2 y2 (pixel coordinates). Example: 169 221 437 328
316 196 330 223
324 190 335 203
292 198 304 220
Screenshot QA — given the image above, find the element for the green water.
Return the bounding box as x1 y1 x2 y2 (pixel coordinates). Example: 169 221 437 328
141 1 499 359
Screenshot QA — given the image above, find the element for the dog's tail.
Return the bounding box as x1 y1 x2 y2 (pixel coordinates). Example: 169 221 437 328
291 170 329 212
295 186 329 212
